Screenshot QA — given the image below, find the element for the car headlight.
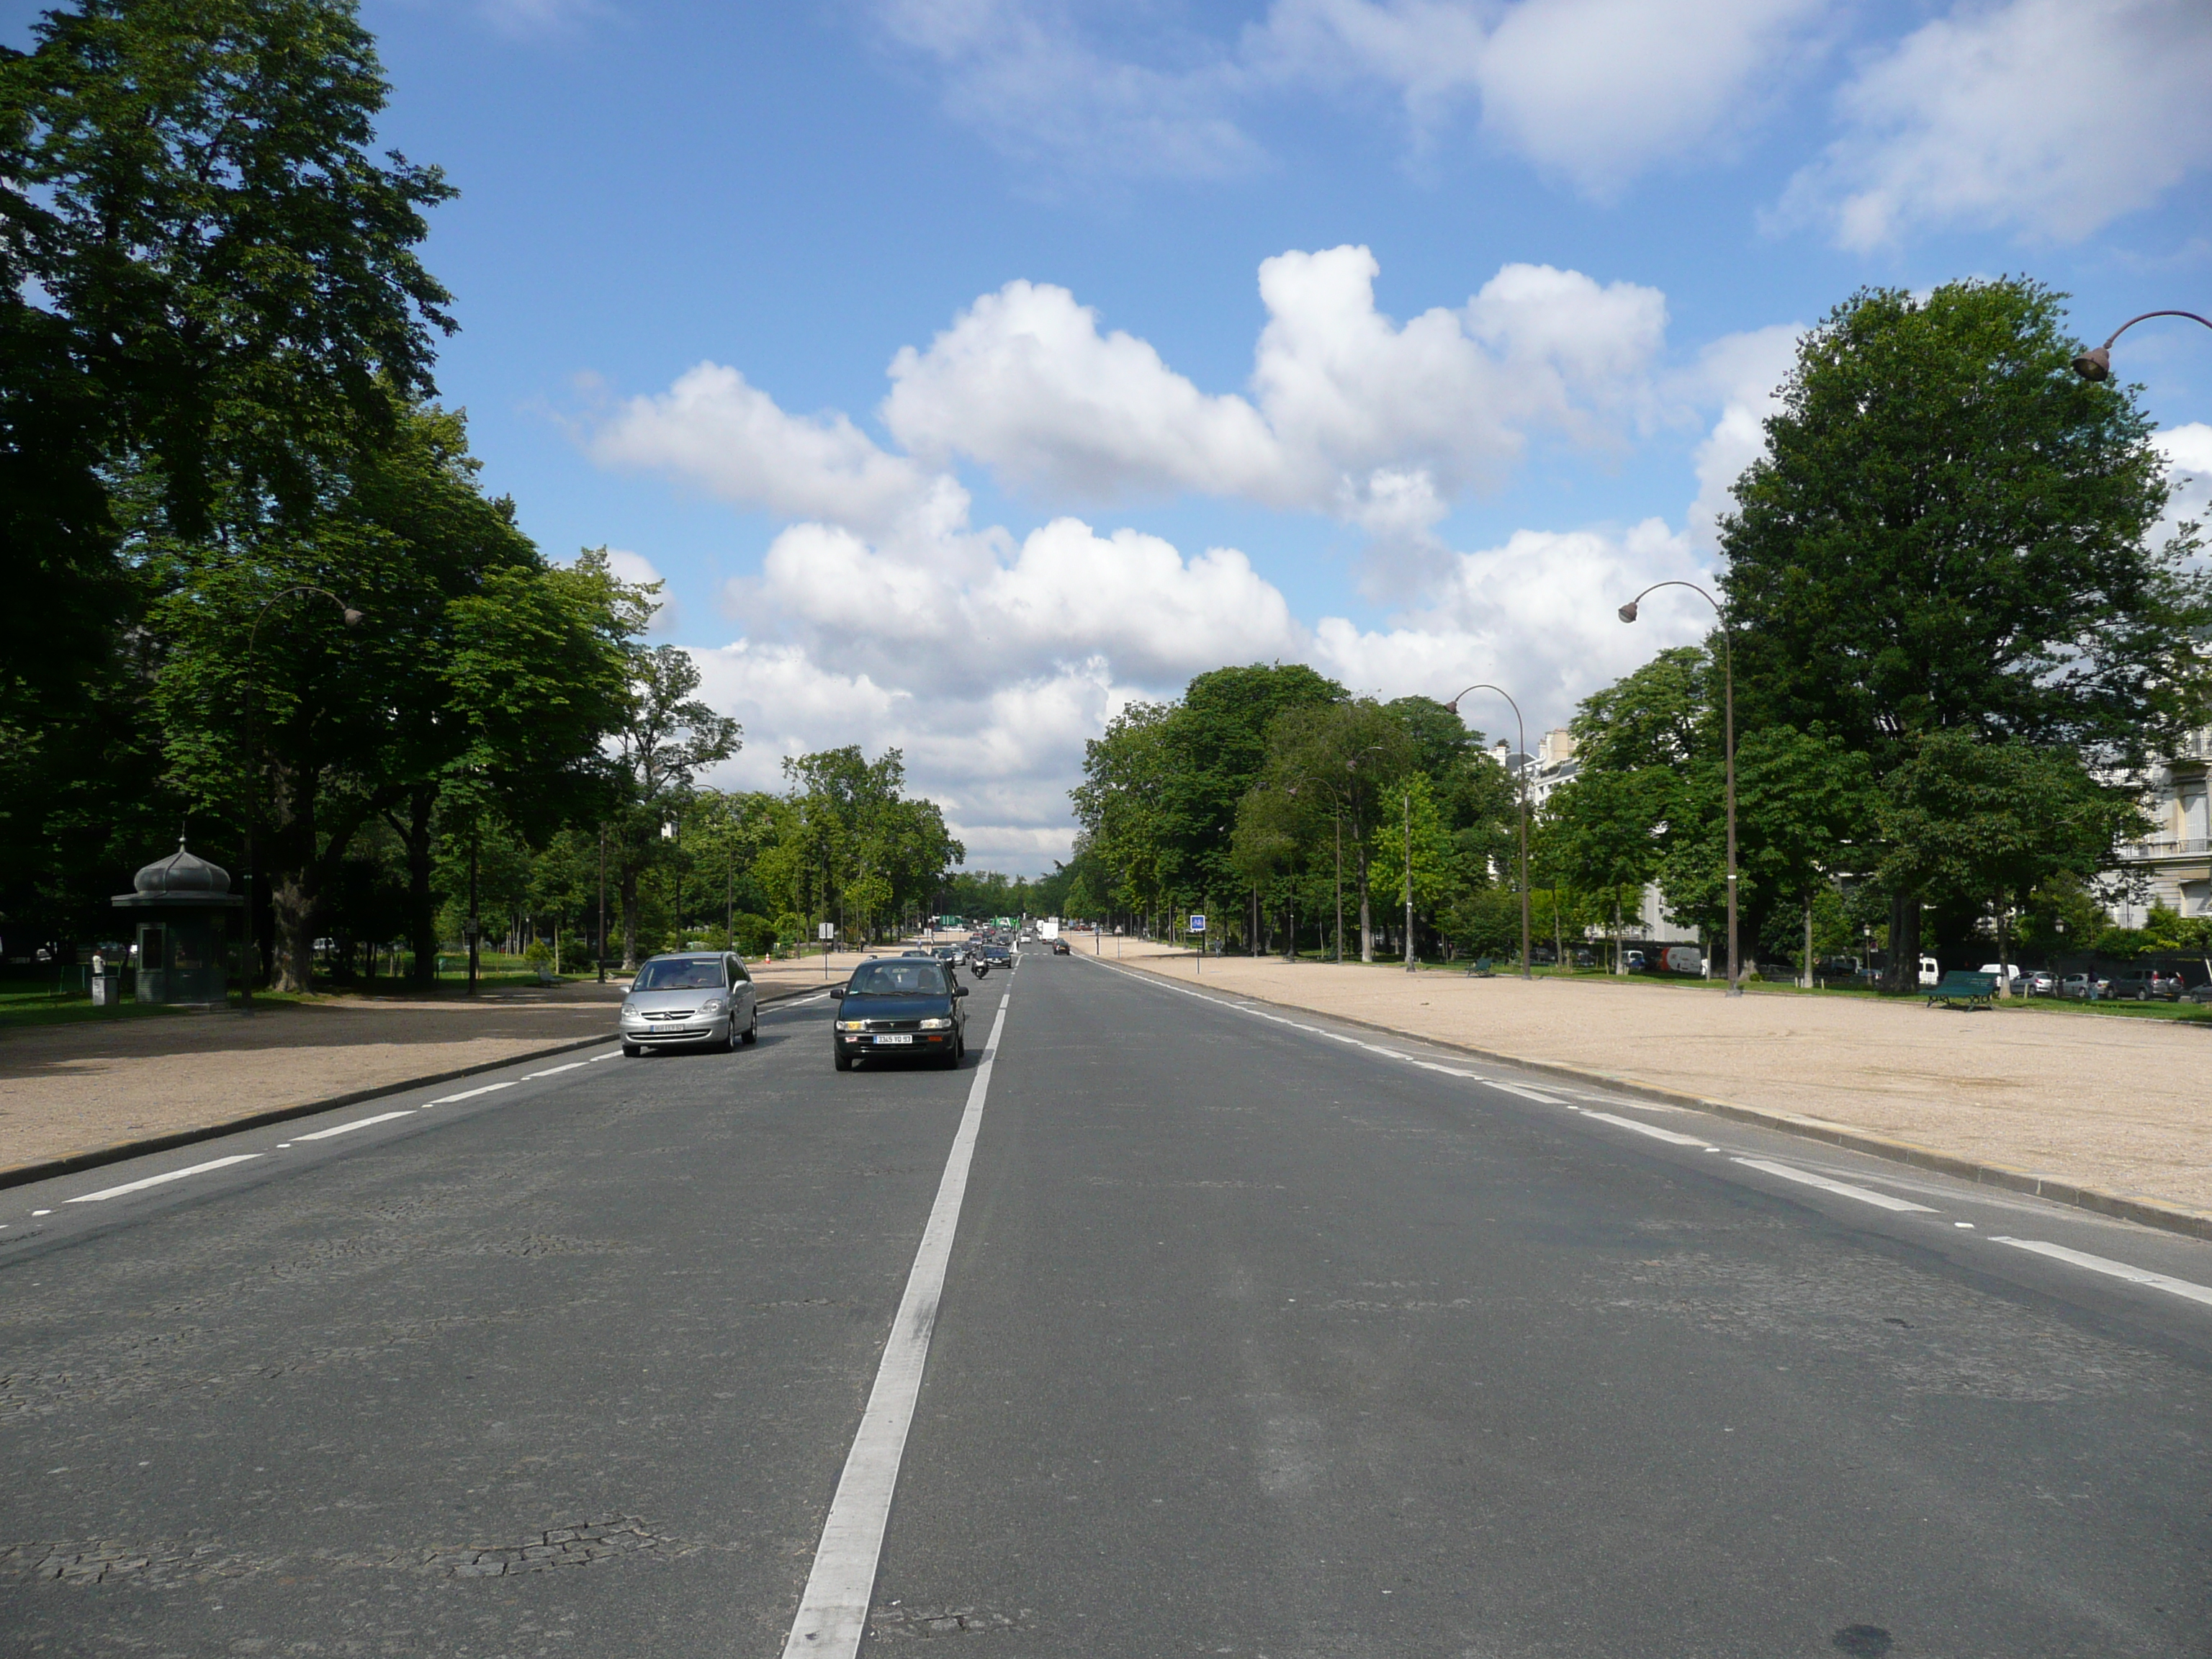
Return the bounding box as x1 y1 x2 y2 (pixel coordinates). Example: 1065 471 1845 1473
835 1020 866 1032
919 1017 952 1030
700 999 725 1015
621 1000 637 1016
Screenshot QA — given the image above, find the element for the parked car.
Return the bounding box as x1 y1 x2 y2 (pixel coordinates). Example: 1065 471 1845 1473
620 952 758 1056
832 956 967 1070
2059 972 2110 1001
2024 969 2058 997
1917 955 1940 988
2109 967 2184 1002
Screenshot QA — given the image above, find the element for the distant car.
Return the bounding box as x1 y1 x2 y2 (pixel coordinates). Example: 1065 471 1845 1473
620 952 758 1056
1051 938 1070 955
2059 972 2109 1001
975 943 1013 974
2110 967 2183 1002
832 956 967 1070
2025 969 2058 997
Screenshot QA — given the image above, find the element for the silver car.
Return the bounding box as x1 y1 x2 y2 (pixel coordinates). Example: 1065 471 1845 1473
619 953 758 1056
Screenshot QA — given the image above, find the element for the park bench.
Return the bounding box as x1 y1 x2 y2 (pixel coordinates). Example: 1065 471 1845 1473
1465 957 1495 978
1925 971 1998 1010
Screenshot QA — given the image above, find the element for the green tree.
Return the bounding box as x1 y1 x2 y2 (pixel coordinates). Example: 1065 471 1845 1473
606 644 740 968
1721 279 2211 987
1257 698 1414 962
1879 731 2146 995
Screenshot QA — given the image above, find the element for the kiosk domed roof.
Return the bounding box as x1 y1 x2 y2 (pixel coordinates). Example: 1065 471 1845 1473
133 840 232 896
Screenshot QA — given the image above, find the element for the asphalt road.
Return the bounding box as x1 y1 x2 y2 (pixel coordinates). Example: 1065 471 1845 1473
4 945 2210 1658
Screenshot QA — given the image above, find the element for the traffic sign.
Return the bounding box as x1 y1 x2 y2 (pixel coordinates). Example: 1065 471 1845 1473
1188 913 1206 933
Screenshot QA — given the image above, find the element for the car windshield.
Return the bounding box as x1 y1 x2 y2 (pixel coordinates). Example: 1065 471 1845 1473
633 958 724 991
848 961 950 997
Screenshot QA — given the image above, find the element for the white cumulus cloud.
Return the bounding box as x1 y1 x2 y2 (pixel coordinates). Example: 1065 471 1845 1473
1252 0 1828 198
1781 0 2212 248
882 246 1668 516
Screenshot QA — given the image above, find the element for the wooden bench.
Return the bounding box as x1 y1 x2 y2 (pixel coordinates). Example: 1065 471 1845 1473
1925 971 1998 1010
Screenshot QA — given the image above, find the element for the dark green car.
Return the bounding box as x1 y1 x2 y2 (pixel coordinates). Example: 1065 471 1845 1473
831 958 968 1071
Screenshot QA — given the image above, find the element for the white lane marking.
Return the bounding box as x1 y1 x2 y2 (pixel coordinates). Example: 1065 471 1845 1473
68 1155 261 1203
779 993 1013 1658
32 1208 51 1215
427 1081 518 1105
1990 1237 2212 1308
292 1110 415 1142
1487 1081 1565 1105
1583 1110 1710 1147
588 1053 622 1062
522 1061 590 1079
1730 1156 1936 1213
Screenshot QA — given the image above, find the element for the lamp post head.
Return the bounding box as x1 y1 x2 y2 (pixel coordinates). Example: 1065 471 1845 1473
1444 698 1459 715
2072 346 2110 382
1617 601 1639 624
341 607 366 626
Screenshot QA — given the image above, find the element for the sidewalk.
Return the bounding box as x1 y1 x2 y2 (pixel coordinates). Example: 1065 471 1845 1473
1092 945 2212 1224
0 952 889 1184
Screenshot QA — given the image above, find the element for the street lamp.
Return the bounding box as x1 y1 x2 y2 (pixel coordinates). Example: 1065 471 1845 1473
1444 685 1531 980
1618 581 1739 997
2071 310 2212 381
240 586 364 1013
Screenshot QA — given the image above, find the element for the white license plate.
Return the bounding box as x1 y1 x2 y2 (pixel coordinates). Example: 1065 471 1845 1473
873 1033 914 1045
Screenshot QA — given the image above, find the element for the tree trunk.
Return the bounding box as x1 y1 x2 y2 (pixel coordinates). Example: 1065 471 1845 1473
620 861 642 971
1356 837 1374 963
1996 900 2013 1000
1883 890 1920 994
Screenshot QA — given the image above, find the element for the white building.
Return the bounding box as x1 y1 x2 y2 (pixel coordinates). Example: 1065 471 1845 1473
2108 727 2212 927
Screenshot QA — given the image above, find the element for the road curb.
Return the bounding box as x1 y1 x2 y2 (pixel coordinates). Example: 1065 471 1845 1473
0 984 826 1195
1086 955 2212 1244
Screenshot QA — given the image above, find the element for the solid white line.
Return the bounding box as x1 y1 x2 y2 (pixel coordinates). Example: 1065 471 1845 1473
522 1061 590 1078
428 1081 518 1105
1730 1156 1936 1213
292 1110 415 1142
1585 1110 1711 1147
1990 1237 2212 1308
779 993 1013 1658
68 1154 261 1203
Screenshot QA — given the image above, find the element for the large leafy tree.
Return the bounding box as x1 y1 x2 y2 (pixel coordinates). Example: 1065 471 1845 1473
1720 279 2211 986
1257 698 1415 962
605 644 740 968
1879 732 2146 994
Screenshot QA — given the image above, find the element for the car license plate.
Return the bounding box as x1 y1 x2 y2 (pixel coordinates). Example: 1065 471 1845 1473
873 1033 913 1045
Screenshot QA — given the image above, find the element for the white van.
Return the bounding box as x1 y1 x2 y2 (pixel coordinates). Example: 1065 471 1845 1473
1658 945 1704 975
1917 956 1940 987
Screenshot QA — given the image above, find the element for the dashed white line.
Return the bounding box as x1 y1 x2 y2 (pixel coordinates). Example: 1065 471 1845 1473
1486 1081 1567 1105
68 1155 262 1203
292 1110 415 1142
1990 1237 2212 1308
1584 1110 1711 1148
779 992 1013 1658
1730 1156 1936 1213
522 1061 590 1079
426 1081 518 1105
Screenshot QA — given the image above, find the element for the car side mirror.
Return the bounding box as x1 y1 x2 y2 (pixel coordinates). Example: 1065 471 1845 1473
954 986 968 997
830 985 845 999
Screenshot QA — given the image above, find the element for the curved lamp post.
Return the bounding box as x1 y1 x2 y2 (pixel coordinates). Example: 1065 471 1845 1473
240 586 364 1012
1619 581 1740 997
1444 684 1531 980
2071 310 2212 382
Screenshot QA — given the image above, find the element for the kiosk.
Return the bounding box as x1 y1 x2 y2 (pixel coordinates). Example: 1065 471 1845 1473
112 840 244 1005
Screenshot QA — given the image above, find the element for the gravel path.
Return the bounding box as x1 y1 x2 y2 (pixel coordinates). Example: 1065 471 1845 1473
1098 945 2212 1215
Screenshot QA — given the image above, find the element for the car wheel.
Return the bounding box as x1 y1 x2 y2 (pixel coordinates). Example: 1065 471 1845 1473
722 1022 739 1053
834 1046 853 1072
623 1042 642 1057
741 1010 758 1045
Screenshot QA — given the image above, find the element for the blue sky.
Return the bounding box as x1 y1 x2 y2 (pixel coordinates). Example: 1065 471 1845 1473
15 0 2211 871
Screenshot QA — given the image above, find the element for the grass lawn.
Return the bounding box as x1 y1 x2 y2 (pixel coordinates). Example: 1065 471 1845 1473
0 959 590 1030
